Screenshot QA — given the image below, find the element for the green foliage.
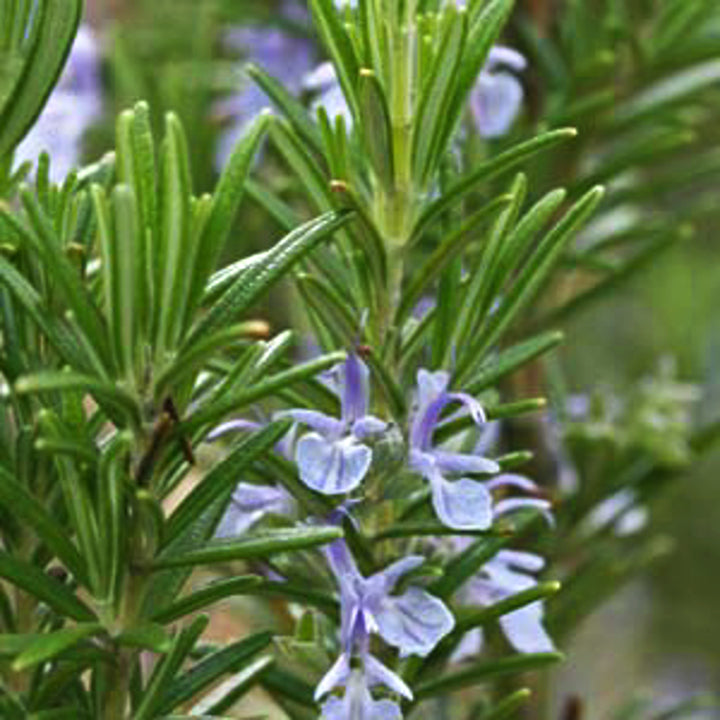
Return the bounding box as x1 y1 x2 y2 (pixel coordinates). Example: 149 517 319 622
0 0 718 718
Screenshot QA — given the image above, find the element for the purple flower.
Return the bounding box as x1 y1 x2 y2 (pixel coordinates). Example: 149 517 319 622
583 488 648 538
216 483 296 537
14 25 102 181
408 370 500 530
285 354 387 495
315 539 453 712
408 370 553 530
320 664 404 719
470 46 527 138
208 419 297 535
302 61 353 127
455 549 554 657
216 17 315 166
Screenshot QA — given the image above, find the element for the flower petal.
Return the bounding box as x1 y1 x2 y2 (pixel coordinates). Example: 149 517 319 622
364 653 413 699
471 71 524 139
216 483 294 537
321 691 402 720
206 418 262 441
352 415 388 439
428 472 493 530
376 586 455 658
280 409 344 437
499 603 555 654
367 556 425 598
433 450 500 475
493 497 554 526
485 46 528 73
450 627 484 663
296 434 372 495
486 473 538 492
315 652 351 700
341 353 370 424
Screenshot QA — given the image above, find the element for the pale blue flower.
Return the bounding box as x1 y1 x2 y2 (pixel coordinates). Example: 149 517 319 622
216 16 315 166
408 369 552 529
216 483 296 537
315 539 453 713
408 369 500 530
14 25 102 181
285 354 387 495
583 488 648 537
302 61 354 127
207 419 296 535
455 549 554 658
320 664 404 720
469 46 527 138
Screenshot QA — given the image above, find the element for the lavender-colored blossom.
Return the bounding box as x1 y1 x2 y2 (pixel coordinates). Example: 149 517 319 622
470 46 527 138
285 353 387 495
321 668 402 719
216 483 295 537
14 25 102 181
315 539 452 713
216 16 315 166
208 419 296 535
408 370 500 530
408 369 552 530
583 488 648 538
455 549 554 657
302 61 354 127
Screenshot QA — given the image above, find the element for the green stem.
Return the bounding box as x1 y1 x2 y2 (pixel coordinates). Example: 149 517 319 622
102 648 133 719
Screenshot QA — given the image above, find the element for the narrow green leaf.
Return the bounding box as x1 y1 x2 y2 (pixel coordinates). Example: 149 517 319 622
464 331 564 394
262 667 316 708
358 68 394 187
413 129 577 240
134 615 209 720
185 111 271 323
481 689 532 720
413 6 468 184
157 632 273 713
309 0 361 121
0 465 86 582
165 420 292 545
183 352 345 434
455 582 561 634
12 623 102 671
0 552 94 621
246 64 322 154
0 255 98 373
15 372 141 429
398 194 511 320
115 623 171 653
413 652 563 699
0 0 82 159
188 210 353 344
151 576 262 624
152 527 343 569
15 192 113 370
189 656 274 716
155 112 192 353
467 186 605 364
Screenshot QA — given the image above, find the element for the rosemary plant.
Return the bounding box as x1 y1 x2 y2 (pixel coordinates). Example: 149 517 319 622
0 0 718 718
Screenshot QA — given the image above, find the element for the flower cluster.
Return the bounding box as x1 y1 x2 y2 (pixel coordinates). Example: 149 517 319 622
316 538 454 717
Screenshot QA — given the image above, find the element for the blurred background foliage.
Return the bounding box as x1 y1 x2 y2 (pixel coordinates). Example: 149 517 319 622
18 0 720 716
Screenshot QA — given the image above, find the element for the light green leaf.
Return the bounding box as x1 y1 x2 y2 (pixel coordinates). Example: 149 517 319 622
152 527 343 569
12 623 102 671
